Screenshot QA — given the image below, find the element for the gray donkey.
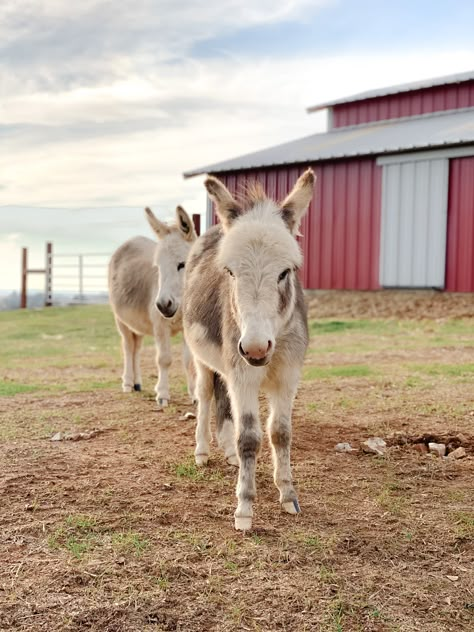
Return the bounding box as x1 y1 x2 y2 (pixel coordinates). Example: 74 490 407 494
109 206 197 406
183 169 315 530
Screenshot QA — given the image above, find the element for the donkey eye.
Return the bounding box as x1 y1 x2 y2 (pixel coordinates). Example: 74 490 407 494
224 267 234 277
278 268 290 282
177 262 185 271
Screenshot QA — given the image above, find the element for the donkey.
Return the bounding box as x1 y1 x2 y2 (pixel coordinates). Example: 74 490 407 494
183 169 315 530
109 205 197 406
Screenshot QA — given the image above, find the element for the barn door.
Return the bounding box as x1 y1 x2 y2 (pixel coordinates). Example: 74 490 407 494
379 158 449 288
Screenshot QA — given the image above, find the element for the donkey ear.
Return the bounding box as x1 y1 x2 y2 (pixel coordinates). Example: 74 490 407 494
175 205 197 242
280 169 316 235
204 175 242 231
145 207 171 239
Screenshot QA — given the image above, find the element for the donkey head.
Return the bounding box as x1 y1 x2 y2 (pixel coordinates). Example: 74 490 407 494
145 205 197 318
205 169 315 366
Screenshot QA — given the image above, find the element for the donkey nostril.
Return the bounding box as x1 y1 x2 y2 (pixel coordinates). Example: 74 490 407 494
167 300 172 308
239 342 246 357
267 340 272 352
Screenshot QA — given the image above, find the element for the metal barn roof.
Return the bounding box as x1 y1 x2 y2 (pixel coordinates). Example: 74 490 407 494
184 108 474 177
306 70 474 113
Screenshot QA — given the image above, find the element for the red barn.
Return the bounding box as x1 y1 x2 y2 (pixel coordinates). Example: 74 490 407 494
184 71 474 292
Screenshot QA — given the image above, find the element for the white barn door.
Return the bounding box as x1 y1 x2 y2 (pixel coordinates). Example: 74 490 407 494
379 158 449 288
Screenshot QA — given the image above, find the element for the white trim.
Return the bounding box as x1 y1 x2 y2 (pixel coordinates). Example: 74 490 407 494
206 195 213 229
326 107 334 130
377 145 474 165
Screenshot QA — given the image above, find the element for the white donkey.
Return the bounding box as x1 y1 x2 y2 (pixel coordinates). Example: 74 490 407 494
183 169 315 530
109 206 197 406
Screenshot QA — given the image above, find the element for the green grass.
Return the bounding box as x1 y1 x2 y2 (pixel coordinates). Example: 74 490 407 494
173 456 225 483
303 364 373 380
410 363 474 377
0 380 42 396
310 319 388 335
454 512 474 540
111 531 149 557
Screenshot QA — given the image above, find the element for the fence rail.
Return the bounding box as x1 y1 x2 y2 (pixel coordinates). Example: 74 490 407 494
20 243 110 308
20 212 201 308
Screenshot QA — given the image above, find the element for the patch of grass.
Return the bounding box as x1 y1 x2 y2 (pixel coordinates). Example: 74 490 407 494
302 535 323 550
111 531 149 557
453 512 474 540
170 530 212 553
303 365 373 380
376 485 407 516
153 573 171 590
309 320 387 335
173 456 224 483
410 363 474 377
0 380 41 396
65 514 97 532
65 535 92 559
0 305 119 369
47 514 99 560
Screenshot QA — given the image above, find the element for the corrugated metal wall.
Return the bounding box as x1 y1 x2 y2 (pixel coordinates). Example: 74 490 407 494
380 159 449 288
332 81 474 128
215 159 382 290
446 157 474 292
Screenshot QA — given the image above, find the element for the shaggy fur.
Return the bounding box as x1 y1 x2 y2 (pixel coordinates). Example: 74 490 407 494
183 169 315 530
109 206 197 406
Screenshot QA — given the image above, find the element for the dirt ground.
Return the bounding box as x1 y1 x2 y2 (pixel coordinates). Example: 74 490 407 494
307 290 474 320
0 298 473 632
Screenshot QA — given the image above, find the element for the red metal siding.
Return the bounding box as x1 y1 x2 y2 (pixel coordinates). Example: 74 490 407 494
332 81 474 127
214 159 382 290
446 157 474 292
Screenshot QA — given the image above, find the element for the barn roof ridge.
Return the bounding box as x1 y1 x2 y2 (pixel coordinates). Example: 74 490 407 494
306 69 474 113
183 107 474 177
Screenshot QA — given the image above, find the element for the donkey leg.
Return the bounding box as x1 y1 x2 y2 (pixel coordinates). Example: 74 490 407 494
214 373 237 467
266 374 300 516
229 375 262 531
115 318 135 393
132 333 144 391
194 362 214 466
182 340 197 404
154 328 172 406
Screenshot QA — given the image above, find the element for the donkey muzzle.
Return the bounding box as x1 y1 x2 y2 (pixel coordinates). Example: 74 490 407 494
156 298 177 319
238 339 273 367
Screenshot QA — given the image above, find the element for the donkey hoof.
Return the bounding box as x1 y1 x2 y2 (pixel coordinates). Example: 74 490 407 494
234 516 252 531
282 499 301 515
195 453 209 467
133 383 142 392
122 386 133 393
226 454 239 467
157 398 169 407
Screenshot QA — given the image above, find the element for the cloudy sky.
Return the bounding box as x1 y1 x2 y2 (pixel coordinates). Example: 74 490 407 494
1 0 474 291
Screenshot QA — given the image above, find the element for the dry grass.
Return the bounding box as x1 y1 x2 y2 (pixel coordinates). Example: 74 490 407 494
0 299 473 631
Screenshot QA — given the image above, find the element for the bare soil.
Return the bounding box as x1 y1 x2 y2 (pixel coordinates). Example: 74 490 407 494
1 301 473 632
307 290 474 320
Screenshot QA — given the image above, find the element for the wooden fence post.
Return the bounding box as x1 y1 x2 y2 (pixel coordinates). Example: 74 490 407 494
45 242 53 306
21 248 28 309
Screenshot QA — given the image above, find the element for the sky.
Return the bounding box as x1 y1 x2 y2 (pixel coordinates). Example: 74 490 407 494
1 0 474 291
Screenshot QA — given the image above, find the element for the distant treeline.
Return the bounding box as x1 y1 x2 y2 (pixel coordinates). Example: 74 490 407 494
0 291 109 311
